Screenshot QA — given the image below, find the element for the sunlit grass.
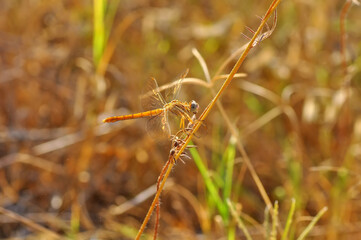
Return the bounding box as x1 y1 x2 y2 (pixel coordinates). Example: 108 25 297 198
1 0 360 239
93 0 106 66
189 144 229 222
93 0 120 67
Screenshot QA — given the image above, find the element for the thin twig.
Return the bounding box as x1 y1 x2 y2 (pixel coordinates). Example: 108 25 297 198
153 159 171 240
97 10 143 76
296 207 328 240
135 1 282 238
341 0 360 79
135 156 174 240
192 48 211 83
181 0 281 212
0 153 65 175
213 7 277 79
0 207 61 239
108 180 174 216
340 0 352 76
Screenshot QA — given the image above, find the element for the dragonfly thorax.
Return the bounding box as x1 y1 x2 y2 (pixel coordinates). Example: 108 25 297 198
166 100 199 115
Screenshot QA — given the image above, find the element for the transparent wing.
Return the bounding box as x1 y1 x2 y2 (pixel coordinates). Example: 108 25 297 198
165 69 189 102
141 77 166 111
146 111 171 138
139 72 191 137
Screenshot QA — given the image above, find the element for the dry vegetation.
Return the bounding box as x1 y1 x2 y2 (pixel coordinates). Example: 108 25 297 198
0 0 361 239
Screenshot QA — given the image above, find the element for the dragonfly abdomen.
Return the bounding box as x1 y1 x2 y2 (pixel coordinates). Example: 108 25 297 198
103 109 163 123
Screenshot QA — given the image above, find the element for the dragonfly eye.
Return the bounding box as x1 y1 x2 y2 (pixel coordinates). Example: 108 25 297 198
190 100 199 114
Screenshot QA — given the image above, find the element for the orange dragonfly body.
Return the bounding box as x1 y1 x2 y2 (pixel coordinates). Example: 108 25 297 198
103 73 199 136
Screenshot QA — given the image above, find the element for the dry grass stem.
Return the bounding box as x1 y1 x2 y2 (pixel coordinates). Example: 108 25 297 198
3 0 357 238
0 207 61 239
136 1 281 238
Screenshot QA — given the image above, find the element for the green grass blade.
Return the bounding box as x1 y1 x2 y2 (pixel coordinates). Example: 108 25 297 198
296 207 328 240
281 198 296 240
189 142 228 221
227 199 253 240
224 136 236 202
104 0 120 44
270 201 279 240
227 223 236 240
93 0 106 66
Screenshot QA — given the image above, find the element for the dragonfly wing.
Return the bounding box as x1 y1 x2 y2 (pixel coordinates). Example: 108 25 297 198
141 77 166 111
163 109 171 136
165 69 189 102
163 108 188 137
145 111 172 138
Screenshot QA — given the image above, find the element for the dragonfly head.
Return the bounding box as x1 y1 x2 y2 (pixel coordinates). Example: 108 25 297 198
190 100 199 114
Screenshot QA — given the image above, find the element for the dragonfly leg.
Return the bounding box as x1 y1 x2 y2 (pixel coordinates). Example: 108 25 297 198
179 117 185 129
161 109 171 136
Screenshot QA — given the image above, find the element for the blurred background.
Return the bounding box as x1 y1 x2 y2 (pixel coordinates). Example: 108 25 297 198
0 0 361 239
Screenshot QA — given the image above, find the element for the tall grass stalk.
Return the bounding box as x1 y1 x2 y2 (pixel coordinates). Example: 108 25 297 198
270 201 279 240
93 0 106 66
227 199 253 240
135 154 175 240
340 0 355 76
264 206 270 239
281 199 296 240
135 0 281 238
93 0 120 67
189 145 229 221
223 136 236 203
192 1 281 215
296 207 328 240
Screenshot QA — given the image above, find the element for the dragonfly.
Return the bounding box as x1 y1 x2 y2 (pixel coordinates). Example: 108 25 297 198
103 70 199 137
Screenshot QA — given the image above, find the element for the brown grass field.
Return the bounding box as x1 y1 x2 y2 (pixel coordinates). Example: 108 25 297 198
0 0 361 239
